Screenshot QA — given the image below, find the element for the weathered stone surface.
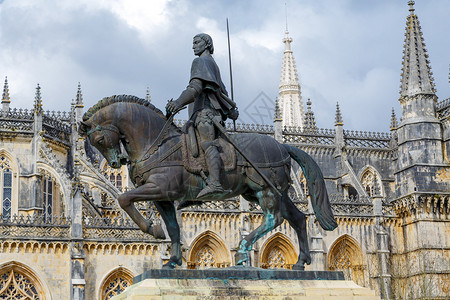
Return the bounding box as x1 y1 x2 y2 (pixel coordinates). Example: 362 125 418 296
134 267 345 283
113 277 379 300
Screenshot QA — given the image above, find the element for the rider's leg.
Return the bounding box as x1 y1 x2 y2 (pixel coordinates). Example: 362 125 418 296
194 109 226 198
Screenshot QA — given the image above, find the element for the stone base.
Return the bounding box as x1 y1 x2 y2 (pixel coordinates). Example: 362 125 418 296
112 268 380 299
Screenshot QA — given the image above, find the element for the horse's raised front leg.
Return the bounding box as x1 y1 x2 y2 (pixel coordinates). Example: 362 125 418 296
280 191 311 270
153 201 182 269
118 182 165 238
236 189 284 265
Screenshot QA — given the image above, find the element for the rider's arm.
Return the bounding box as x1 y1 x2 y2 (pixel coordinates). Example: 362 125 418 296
166 79 203 113
177 79 203 106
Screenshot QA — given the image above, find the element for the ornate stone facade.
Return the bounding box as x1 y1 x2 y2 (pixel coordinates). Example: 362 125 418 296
0 2 449 300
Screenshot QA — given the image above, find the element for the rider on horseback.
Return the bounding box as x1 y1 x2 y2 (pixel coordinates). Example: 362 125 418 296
166 33 239 199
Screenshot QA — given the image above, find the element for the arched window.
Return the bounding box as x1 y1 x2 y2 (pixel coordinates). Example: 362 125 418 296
42 175 53 221
360 167 382 197
0 156 12 219
328 235 366 287
99 267 134 300
188 231 231 269
260 233 297 269
0 262 48 299
101 160 128 192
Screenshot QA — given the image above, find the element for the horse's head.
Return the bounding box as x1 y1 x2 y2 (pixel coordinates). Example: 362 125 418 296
79 120 127 168
79 95 172 169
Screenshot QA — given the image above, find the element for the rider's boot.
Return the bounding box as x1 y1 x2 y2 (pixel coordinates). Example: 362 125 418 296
196 145 226 199
178 145 229 209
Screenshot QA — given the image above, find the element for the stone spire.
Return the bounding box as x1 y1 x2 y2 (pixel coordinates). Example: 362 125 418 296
75 82 83 108
278 30 305 128
399 0 436 97
146 87 151 102
304 98 317 129
2 77 11 111
2 77 10 104
335 102 343 126
34 84 43 114
390 108 398 130
274 98 282 121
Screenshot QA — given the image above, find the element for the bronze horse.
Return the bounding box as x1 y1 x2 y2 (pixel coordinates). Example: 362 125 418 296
79 95 337 269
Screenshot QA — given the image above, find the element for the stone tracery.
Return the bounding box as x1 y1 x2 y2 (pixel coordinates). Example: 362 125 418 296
328 235 366 287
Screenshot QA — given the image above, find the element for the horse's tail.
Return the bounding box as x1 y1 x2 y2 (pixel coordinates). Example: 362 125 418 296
283 144 337 231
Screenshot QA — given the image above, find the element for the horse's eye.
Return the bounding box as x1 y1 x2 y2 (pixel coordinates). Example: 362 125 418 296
96 136 105 145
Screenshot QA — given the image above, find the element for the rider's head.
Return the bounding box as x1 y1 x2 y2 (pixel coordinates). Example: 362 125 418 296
193 33 214 54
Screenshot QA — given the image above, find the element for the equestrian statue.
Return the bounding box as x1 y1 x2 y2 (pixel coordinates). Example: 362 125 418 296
79 33 337 269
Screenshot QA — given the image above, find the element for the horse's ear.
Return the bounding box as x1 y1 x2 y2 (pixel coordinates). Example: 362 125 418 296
78 120 90 136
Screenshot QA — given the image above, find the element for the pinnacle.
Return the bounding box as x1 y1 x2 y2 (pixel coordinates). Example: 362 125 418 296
75 82 83 108
304 98 317 129
335 102 343 126
278 30 304 128
399 1 435 97
274 99 282 120
390 108 398 130
2 76 10 104
34 83 43 114
146 87 151 102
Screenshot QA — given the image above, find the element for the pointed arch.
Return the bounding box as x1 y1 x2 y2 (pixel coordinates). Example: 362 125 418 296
0 261 51 299
0 149 19 217
36 163 68 218
260 232 297 269
188 230 231 269
98 266 134 300
358 165 384 197
328 234 366 286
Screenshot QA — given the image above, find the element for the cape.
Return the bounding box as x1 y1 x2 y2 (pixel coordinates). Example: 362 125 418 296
190 56 236 116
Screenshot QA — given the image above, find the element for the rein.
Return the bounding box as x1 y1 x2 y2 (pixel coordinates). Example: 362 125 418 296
135 107 184 164
130 107 185 184
86 124 119 136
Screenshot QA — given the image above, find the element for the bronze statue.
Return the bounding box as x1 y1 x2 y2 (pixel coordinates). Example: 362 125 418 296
166 33 239 199
79 94 337 269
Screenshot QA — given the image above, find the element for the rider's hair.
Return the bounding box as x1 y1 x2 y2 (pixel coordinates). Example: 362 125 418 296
194 33 214 54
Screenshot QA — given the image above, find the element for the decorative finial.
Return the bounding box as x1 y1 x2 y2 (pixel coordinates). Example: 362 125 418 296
390 108 398 130
274 98 282 120
335 102 343 125
34 83 43 114
2 76 10 104
304 98 317 129
408 1 415 15
146 87 151 102
75 82 83 108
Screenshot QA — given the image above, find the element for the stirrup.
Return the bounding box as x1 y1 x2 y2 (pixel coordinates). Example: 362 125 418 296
196 184 225 199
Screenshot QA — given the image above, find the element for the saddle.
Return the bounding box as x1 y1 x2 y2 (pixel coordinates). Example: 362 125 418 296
180 122 236 174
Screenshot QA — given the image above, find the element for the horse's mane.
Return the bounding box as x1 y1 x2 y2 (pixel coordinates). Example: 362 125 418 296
82 95 166 121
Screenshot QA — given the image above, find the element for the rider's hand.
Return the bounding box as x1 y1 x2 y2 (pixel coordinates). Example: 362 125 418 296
166 99 182 114
228 108 239 121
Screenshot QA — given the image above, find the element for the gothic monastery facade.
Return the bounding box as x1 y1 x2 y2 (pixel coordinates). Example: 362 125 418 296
0 2 449 299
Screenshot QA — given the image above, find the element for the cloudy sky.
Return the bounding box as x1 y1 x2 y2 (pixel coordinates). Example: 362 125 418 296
0 0 449 132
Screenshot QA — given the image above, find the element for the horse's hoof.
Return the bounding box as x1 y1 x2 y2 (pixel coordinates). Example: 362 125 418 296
162 261 176 269
234 251 248 265
292 263 305 271
162 257 182 269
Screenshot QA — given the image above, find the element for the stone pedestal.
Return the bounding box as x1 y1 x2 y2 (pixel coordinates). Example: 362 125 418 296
112 268 380 299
